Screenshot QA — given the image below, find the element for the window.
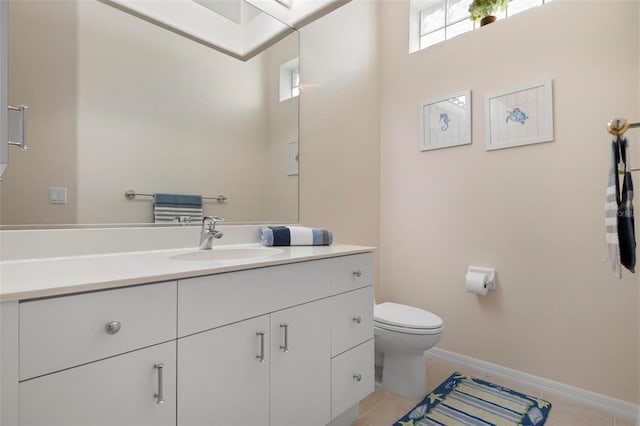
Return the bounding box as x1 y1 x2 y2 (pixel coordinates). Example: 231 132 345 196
279 58 299 102
410 0 553 52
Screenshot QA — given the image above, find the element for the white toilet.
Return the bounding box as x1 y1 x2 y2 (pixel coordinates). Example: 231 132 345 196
374 302 444 398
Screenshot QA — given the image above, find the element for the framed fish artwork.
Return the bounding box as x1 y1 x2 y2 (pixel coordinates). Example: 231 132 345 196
485 79 554 150
419 90 471 151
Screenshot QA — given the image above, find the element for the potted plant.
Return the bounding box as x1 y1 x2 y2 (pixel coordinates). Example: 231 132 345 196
468 0 508 26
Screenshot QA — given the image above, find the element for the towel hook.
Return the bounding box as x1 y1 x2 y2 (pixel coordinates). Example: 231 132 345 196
608 118 629 136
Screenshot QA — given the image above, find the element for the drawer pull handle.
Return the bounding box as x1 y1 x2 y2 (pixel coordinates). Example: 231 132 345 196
105 321 121 335
154 363 165 405
352 270 362 278
279 324 289 353
352 316 362 324
353 373 362 382
256 331 266 362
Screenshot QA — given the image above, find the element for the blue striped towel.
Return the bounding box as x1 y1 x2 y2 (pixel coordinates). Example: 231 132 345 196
260 226 333 246
605 139 622 277
153 193 203 224
617 136 636 273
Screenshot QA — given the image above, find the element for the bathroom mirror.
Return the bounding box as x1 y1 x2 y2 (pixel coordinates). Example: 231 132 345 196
0 0 299 226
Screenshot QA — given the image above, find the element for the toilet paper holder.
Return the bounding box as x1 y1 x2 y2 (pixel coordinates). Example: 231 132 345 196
466 266 496 290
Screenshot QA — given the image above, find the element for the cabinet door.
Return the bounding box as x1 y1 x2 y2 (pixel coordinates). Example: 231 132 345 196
20 341 176 426
178 315 269 426
270 298 331 426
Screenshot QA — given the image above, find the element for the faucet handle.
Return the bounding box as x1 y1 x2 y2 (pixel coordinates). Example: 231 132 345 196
202 216 225 231
203 216 225 224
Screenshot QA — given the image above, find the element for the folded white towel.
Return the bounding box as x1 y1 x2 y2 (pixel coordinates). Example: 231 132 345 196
260 226 333 246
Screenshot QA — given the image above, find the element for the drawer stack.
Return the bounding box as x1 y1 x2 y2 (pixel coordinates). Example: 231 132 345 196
329 253 375 419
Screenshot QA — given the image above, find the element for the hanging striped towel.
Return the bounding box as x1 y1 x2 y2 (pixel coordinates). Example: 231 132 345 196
153 193 203 224
605 139 622 277
260 226 333 246
617 136 636 273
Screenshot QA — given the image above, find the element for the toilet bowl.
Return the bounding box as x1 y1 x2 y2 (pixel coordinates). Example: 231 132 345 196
374 302 443 398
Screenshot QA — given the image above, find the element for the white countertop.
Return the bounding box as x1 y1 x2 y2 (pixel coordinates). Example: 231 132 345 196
0 243 374 302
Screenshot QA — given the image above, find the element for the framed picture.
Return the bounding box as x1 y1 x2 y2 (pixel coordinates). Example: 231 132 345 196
420 90 471 151
485 79 554 150
287 141 299 176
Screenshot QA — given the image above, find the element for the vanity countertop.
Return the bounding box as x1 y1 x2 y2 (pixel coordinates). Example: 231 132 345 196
0 243 374 302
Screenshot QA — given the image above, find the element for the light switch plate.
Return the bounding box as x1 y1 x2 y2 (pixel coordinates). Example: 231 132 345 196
49 187 67 205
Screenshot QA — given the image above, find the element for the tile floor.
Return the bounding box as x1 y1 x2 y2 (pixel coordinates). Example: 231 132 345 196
353 355 636 426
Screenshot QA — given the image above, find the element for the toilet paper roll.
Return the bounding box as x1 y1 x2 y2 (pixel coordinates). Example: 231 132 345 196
465 271 488 296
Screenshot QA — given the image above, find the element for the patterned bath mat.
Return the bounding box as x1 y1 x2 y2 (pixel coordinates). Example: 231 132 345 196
393 372 552 426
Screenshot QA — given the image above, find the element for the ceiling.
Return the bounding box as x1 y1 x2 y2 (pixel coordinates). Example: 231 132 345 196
100 0 351 60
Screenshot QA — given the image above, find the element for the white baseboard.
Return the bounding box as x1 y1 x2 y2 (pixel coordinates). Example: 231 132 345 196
428 347 639 421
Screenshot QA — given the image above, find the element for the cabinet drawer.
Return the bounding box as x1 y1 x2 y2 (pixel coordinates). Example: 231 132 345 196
331 253 374 295
331 286 374 357
331 339 374 419
178 260 330 337
20 282 177 380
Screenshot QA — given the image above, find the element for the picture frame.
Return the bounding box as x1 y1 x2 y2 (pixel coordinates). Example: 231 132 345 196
419 90 471 151
287 141 299 176
485 79 554 150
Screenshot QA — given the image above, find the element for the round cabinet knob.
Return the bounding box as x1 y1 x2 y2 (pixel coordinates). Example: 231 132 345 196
353 374 362 382
352 270 362 278
352 316 362 324
105 321 122 335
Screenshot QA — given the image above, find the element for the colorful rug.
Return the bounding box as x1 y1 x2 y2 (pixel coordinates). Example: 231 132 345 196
393 372 552 426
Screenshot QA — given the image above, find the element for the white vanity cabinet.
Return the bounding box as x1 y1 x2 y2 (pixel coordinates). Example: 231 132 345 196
2 249 375 426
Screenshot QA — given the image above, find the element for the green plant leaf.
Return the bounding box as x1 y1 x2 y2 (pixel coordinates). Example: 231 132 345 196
468 0 508 21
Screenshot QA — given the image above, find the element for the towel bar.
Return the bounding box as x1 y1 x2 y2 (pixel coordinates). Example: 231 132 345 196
124 190 227 202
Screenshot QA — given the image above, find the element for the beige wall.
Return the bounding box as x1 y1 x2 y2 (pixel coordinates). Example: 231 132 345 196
299 0 380 254
379 0 639 402
264 34 299 223
1 0 78 225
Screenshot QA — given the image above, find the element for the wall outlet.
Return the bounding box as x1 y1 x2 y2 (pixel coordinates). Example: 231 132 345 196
49 187 67 205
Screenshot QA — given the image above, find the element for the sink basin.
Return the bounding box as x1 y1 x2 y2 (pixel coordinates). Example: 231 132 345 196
170 247 284 262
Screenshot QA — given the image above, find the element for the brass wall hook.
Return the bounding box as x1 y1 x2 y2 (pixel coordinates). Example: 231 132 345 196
607 118 629 136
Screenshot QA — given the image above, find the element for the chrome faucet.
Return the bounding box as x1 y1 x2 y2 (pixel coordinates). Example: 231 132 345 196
199 216 224 250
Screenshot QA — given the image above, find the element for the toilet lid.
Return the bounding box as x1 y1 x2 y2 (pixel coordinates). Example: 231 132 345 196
374 302 443 330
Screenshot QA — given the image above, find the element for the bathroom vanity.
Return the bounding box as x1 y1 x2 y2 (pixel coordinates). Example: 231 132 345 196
0 227 374 426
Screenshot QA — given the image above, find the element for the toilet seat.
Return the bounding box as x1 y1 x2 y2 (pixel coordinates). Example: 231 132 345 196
374 302 443 335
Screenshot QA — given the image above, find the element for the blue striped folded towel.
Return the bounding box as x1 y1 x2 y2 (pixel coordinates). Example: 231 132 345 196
260 226 333 246
153 193 203 224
